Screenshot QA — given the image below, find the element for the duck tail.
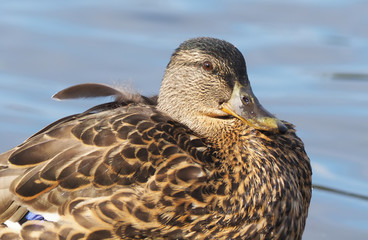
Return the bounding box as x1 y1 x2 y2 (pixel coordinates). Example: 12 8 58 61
0 150 28 223
52 83 157 105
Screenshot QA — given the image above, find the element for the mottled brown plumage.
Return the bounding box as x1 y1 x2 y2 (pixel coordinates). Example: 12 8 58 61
0 37 311 240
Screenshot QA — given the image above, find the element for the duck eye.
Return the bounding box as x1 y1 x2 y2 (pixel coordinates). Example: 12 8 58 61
242 96 250 104
202 61 213 71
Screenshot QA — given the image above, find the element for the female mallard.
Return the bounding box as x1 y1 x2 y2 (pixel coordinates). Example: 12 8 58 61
0 37 311 240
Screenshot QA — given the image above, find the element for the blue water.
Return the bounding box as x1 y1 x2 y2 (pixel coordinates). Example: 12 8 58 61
1 1 367 238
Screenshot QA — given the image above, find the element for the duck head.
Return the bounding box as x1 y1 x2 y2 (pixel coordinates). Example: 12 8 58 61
157 37 287 137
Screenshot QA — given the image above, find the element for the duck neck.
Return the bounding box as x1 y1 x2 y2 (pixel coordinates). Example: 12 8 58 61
206 120 311 239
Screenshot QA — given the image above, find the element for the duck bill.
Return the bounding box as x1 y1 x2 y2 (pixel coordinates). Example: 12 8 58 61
221 81 287 134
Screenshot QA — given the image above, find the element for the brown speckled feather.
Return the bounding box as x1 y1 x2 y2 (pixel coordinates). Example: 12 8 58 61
0 37 312 240
4 103 209 212
2 105 311 239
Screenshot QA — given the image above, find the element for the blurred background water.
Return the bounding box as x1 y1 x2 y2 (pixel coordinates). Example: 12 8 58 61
0 0 367 238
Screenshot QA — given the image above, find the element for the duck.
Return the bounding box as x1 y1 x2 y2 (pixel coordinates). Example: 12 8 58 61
0 37 312 240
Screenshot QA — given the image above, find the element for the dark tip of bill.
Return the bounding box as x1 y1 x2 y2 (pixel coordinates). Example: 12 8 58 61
277 122 288 134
